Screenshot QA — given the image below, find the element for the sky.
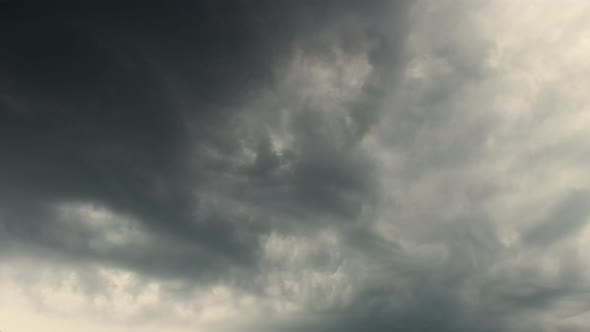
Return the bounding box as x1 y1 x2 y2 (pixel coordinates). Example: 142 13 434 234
2 1 590 331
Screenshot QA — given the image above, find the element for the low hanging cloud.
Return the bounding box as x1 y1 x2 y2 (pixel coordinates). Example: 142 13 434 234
2 1 590 332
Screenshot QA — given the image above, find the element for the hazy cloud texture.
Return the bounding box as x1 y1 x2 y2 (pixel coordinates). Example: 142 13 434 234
2 1 590 332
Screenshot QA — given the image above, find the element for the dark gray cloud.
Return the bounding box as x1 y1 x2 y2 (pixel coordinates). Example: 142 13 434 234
0 0 405 265
0 0 409 297
2 1 590 332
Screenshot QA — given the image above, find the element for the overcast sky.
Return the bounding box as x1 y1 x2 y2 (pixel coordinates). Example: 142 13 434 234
2 1 590 331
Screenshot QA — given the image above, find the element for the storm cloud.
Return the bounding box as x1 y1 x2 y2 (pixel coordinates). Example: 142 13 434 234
2 1 590 332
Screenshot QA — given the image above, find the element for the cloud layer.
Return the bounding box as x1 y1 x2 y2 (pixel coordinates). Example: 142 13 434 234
2 1 590 331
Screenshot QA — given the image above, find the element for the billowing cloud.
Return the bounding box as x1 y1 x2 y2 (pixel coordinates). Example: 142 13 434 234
2 1 590 331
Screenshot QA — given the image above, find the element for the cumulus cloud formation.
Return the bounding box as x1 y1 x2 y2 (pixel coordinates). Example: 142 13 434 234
2 1 590 331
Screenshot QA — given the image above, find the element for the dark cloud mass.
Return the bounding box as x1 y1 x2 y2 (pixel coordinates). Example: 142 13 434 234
2 1 590 332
